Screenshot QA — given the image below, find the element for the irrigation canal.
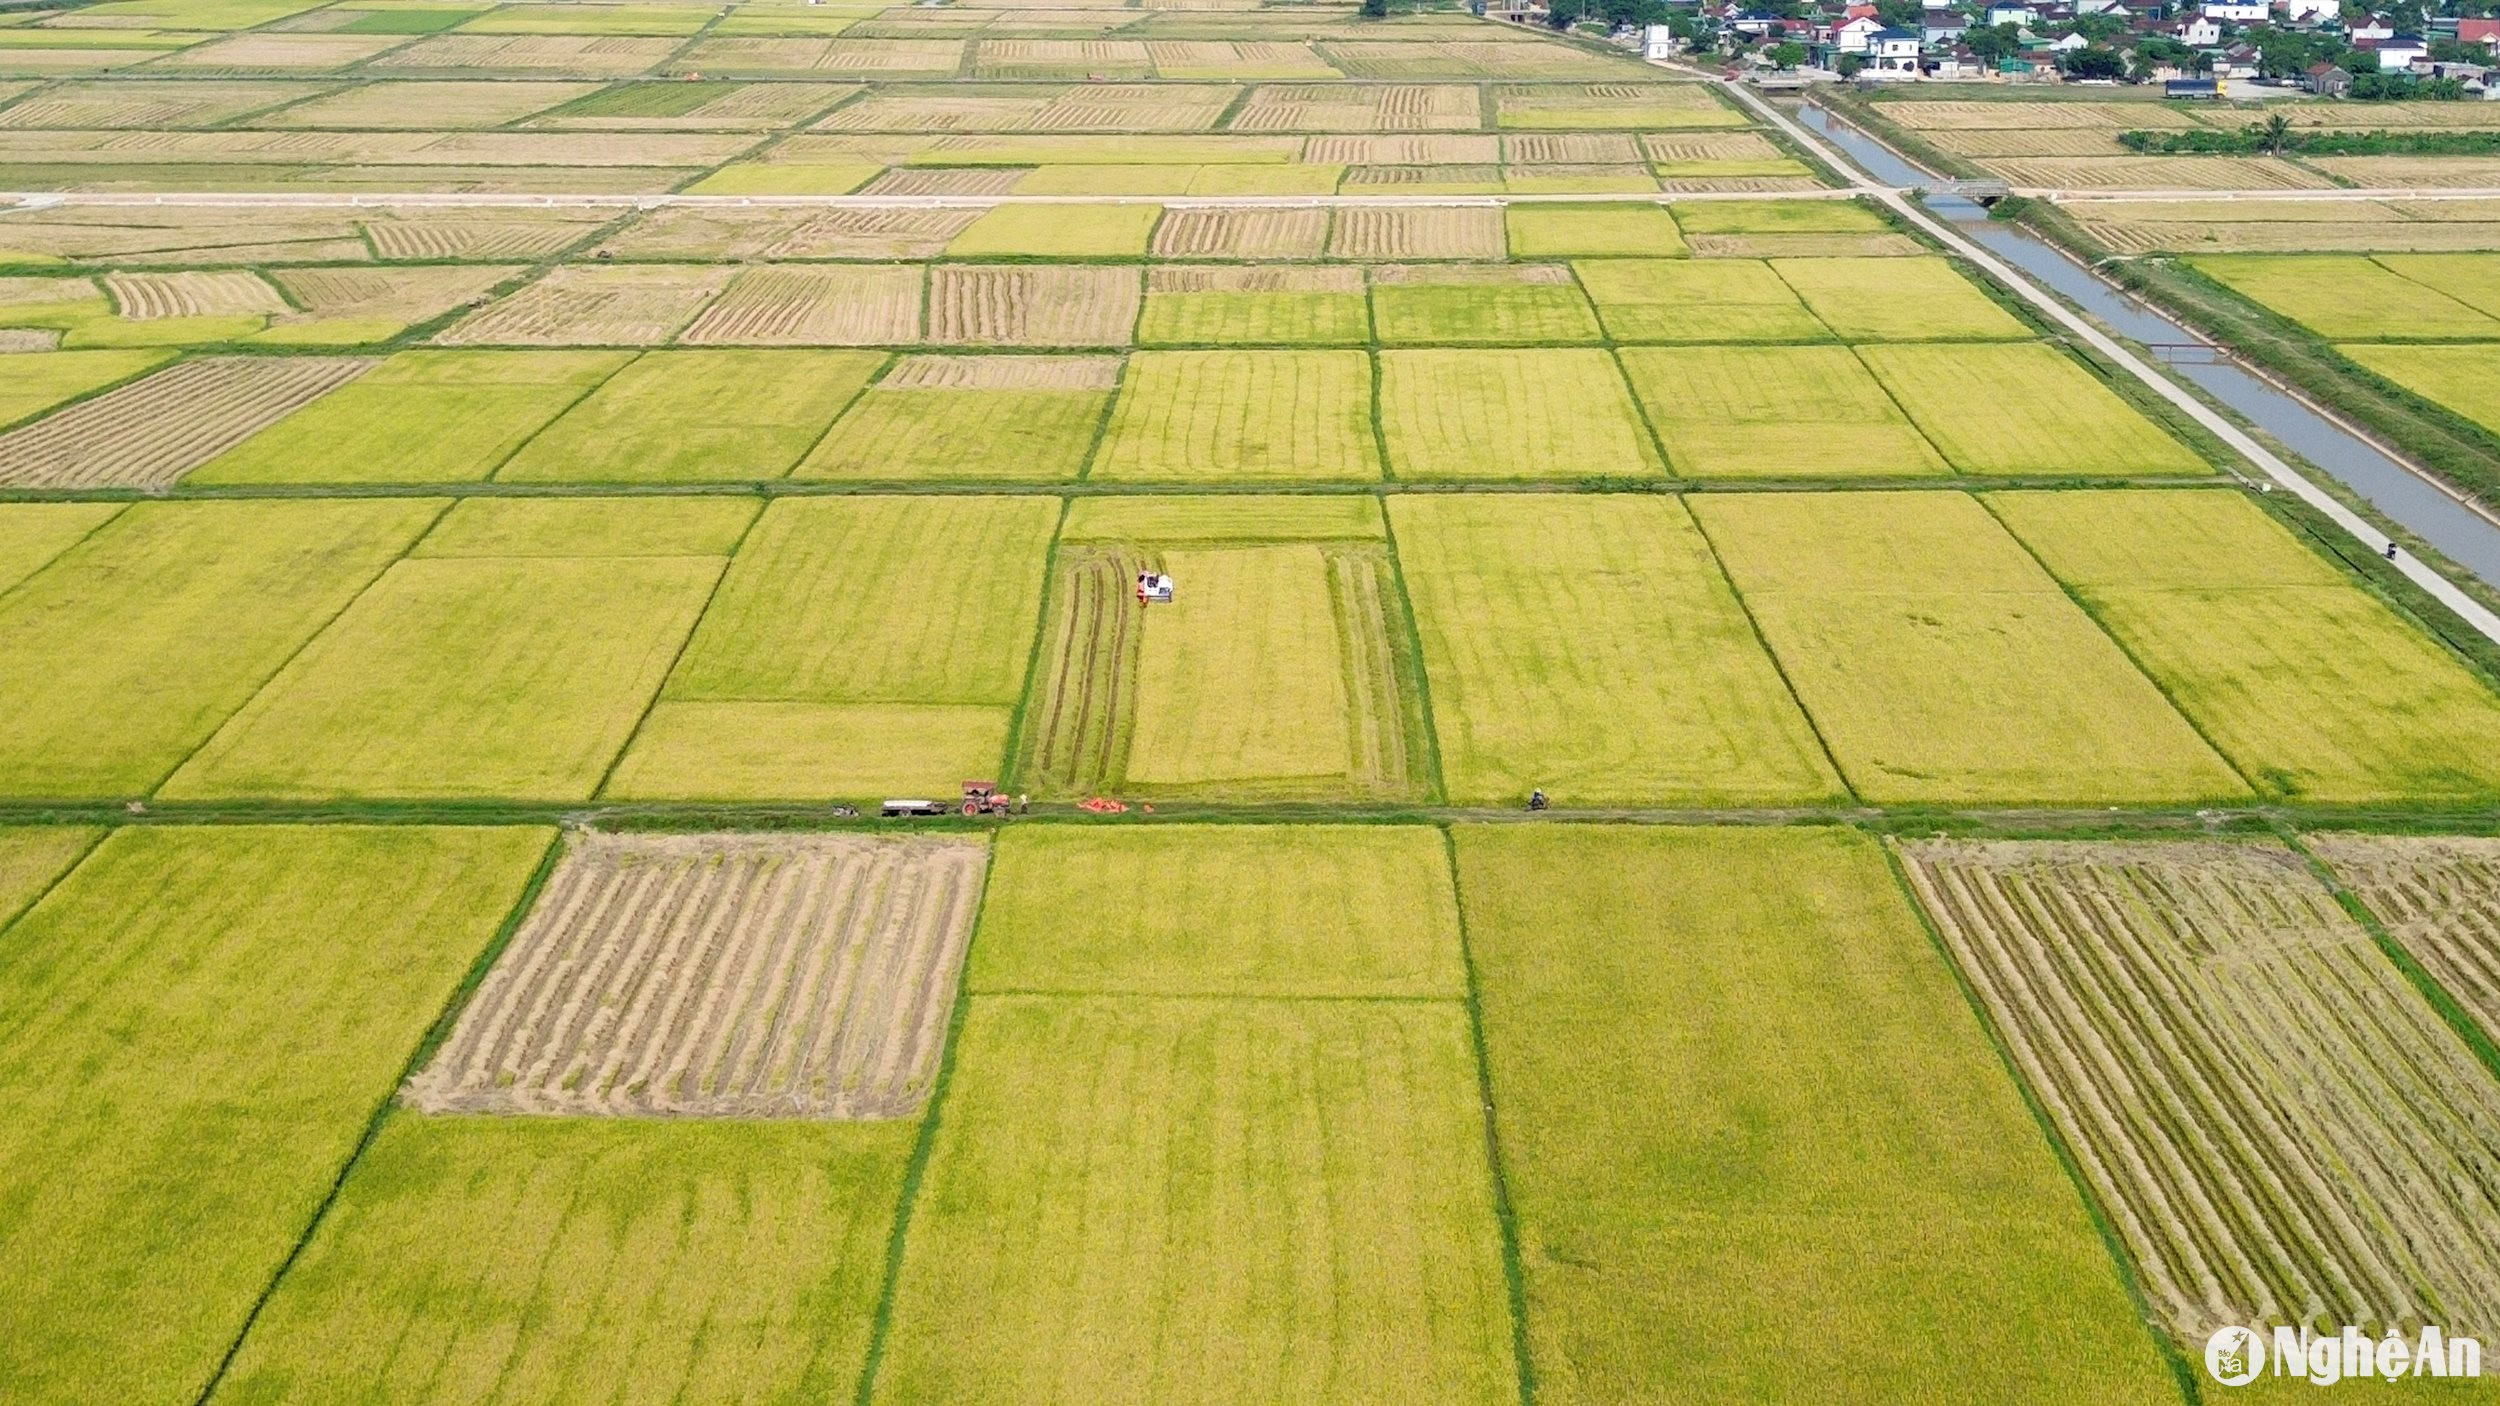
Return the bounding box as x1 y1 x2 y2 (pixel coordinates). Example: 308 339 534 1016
1792 101 2500 594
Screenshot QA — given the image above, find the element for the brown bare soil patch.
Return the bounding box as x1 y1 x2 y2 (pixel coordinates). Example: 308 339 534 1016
1150 206 1327 259
1327 206 1504 260
929 264 1141 346
0 355 374 489
405 832 988 1120
2310 834 2500 1047
880 353 1121 391
1901 838 2500 1346
437 263 734 346
677 264 922 345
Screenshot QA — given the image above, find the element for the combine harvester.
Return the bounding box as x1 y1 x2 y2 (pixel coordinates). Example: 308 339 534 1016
1136 569 1174 604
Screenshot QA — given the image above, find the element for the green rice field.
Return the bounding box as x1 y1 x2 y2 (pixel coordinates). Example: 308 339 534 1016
6 6 2500 1405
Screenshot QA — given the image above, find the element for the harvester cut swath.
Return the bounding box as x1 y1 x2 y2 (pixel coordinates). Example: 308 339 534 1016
1899 838 2500 1350
405 831 987 1120
1012 545 1154 797
1011 540 1426 801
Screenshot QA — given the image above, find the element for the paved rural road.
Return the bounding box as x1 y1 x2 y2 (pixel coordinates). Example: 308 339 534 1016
1722 77 2500 649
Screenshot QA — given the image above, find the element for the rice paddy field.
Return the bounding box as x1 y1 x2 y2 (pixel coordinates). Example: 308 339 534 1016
9 5 2500 1406
1854 90 2500 199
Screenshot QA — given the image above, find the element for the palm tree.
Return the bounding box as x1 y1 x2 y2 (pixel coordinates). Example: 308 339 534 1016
2261 112 2294 155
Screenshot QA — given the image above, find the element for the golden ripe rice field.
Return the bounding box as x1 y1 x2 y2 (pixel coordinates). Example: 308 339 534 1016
7 13 2500 1406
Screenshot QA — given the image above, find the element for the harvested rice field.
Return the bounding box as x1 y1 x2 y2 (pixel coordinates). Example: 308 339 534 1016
436 263 735 346
2311 833 2500 1048
0 355 373 488
928 263 1142 347
13 6 2500 1403
409 831 986 1119
1902 839 2500 1361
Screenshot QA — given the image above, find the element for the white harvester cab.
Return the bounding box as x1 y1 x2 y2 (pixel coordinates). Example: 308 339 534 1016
1137 570 1175 604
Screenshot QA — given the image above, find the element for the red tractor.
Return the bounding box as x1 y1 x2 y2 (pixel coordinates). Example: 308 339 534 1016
962 781 1013 817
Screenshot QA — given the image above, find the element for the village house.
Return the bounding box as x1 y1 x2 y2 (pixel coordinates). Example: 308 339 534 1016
2305 59 2354 93
1983 0 2037 25
1834 13 1885 50
2201 0 2267 20
2460 17 2500 53
2282 0 2338 23
1869 24 1923 67
2349 12 2394 42
2376 32 2428 68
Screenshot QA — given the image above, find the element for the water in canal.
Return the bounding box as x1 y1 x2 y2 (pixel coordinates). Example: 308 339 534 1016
1795 103 2500 588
